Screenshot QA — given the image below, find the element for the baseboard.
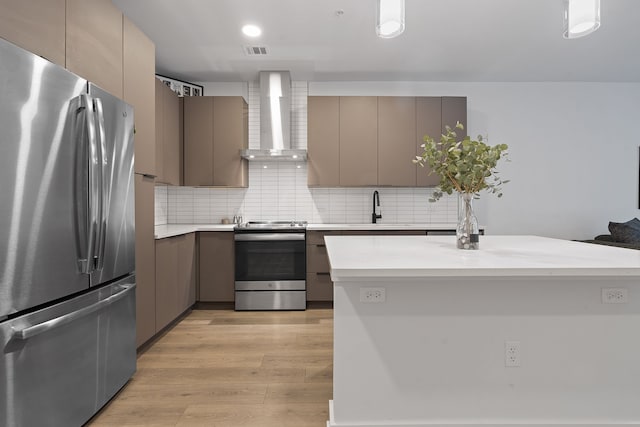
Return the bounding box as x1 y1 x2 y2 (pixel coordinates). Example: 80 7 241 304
327 402 635 427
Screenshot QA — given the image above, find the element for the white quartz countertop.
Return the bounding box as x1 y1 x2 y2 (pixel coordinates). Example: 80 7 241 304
154 223 461 239
306 223 459 231
155 224 235 239
325 235 640 280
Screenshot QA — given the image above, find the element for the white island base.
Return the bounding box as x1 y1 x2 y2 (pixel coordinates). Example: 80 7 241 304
325 235 640 427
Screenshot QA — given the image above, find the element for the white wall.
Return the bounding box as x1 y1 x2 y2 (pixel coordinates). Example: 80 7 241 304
311 81 640 239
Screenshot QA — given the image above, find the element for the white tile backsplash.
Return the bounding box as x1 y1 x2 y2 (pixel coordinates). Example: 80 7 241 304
157 162 457 224
155 80 458 225
154 186 168 225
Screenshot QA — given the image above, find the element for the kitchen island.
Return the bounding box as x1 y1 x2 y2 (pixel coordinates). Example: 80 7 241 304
324 235 640 427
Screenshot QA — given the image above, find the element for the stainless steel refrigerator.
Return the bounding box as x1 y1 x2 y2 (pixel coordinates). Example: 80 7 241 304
0 38 137 426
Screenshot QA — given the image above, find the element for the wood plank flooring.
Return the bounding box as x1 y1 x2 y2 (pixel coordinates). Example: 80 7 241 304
87 308 333 427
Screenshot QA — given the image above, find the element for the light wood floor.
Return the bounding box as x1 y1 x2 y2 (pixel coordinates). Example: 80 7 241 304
87 308 333 427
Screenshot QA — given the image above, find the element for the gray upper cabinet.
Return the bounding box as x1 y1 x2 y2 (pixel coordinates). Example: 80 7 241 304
0 0 66 67
123 16 156 176
66 0 123 98
184 96 214 185
308 96 340 187
307 95 467 187
183 96 248 187
213 97 248 187
155 79 181 186
442 96 468 135
339 97 378 186
378 97 417 187
416 97 442 187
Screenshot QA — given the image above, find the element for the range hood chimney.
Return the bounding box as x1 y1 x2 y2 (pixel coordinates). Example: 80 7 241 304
241 71 307 161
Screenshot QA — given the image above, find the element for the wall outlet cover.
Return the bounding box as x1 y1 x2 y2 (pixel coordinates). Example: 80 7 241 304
602 288 629 304
360 287 386 303
505 340 521 367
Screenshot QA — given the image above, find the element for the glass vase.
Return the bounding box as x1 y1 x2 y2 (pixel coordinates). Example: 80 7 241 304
457 193 480 250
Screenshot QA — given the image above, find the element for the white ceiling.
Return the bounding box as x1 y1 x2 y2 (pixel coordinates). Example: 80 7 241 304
113 0 640 83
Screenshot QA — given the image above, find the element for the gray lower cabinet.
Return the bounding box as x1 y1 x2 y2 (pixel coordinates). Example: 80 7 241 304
307 231 341 302
155 233 195 332
134 174 155 348
307 272 334 302
198 232 235 302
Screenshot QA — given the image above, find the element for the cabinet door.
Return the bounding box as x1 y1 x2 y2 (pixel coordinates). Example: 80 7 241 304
339 97 378 186
154 79 165 182
177 233 196 311
416 97 442 187
66 0 123 97
213 97 248 187
183 96 214 186
155 237 178 332
306 273 333 302
0 0 65 66
163 84 181 185
307 243 330 273
134 174 155 347
378 97 417 186
442 96 467 136
307 96 340 187
198 232 235 302
124 17 156 176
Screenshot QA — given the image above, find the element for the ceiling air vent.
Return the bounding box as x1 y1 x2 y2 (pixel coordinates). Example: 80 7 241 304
244 45 269 56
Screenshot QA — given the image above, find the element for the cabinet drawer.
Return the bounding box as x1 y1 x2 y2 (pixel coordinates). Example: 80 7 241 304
307 230 342 245
306 243 330 273
306 272 333 302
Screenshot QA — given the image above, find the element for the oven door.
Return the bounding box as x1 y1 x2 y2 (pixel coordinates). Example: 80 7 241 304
234 232 306 282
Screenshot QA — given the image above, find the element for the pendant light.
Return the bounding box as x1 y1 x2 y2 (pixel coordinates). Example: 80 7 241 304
563 0 601 39
376 0 405 38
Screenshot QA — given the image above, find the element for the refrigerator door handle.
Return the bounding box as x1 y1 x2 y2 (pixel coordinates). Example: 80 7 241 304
92 98 108 271
73 94 100 274
10 283 136 340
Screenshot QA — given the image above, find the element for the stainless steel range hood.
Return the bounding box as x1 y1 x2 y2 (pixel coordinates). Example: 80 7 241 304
241 71 307 161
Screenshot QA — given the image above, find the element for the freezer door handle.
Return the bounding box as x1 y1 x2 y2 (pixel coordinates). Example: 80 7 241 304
11 283 136 340
93 97 108 271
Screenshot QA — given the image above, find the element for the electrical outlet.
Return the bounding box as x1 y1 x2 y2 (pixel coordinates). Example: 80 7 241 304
505 341 521 367
359 287 386 303
602 288 629 304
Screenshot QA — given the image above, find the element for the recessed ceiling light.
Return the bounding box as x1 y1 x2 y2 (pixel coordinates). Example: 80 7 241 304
242 24 262 38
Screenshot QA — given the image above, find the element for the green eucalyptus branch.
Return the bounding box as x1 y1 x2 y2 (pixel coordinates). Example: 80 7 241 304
413 122 509 202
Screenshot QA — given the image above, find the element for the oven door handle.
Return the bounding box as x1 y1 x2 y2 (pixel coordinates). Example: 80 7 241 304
234 233 306 241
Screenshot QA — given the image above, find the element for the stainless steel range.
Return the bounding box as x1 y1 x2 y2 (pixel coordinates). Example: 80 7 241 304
234 221 307 310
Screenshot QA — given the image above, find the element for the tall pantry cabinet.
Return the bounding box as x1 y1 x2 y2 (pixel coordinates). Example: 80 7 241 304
123 17 157 348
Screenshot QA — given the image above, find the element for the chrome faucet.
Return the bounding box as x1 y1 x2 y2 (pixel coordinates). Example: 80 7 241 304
372 190 382 224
